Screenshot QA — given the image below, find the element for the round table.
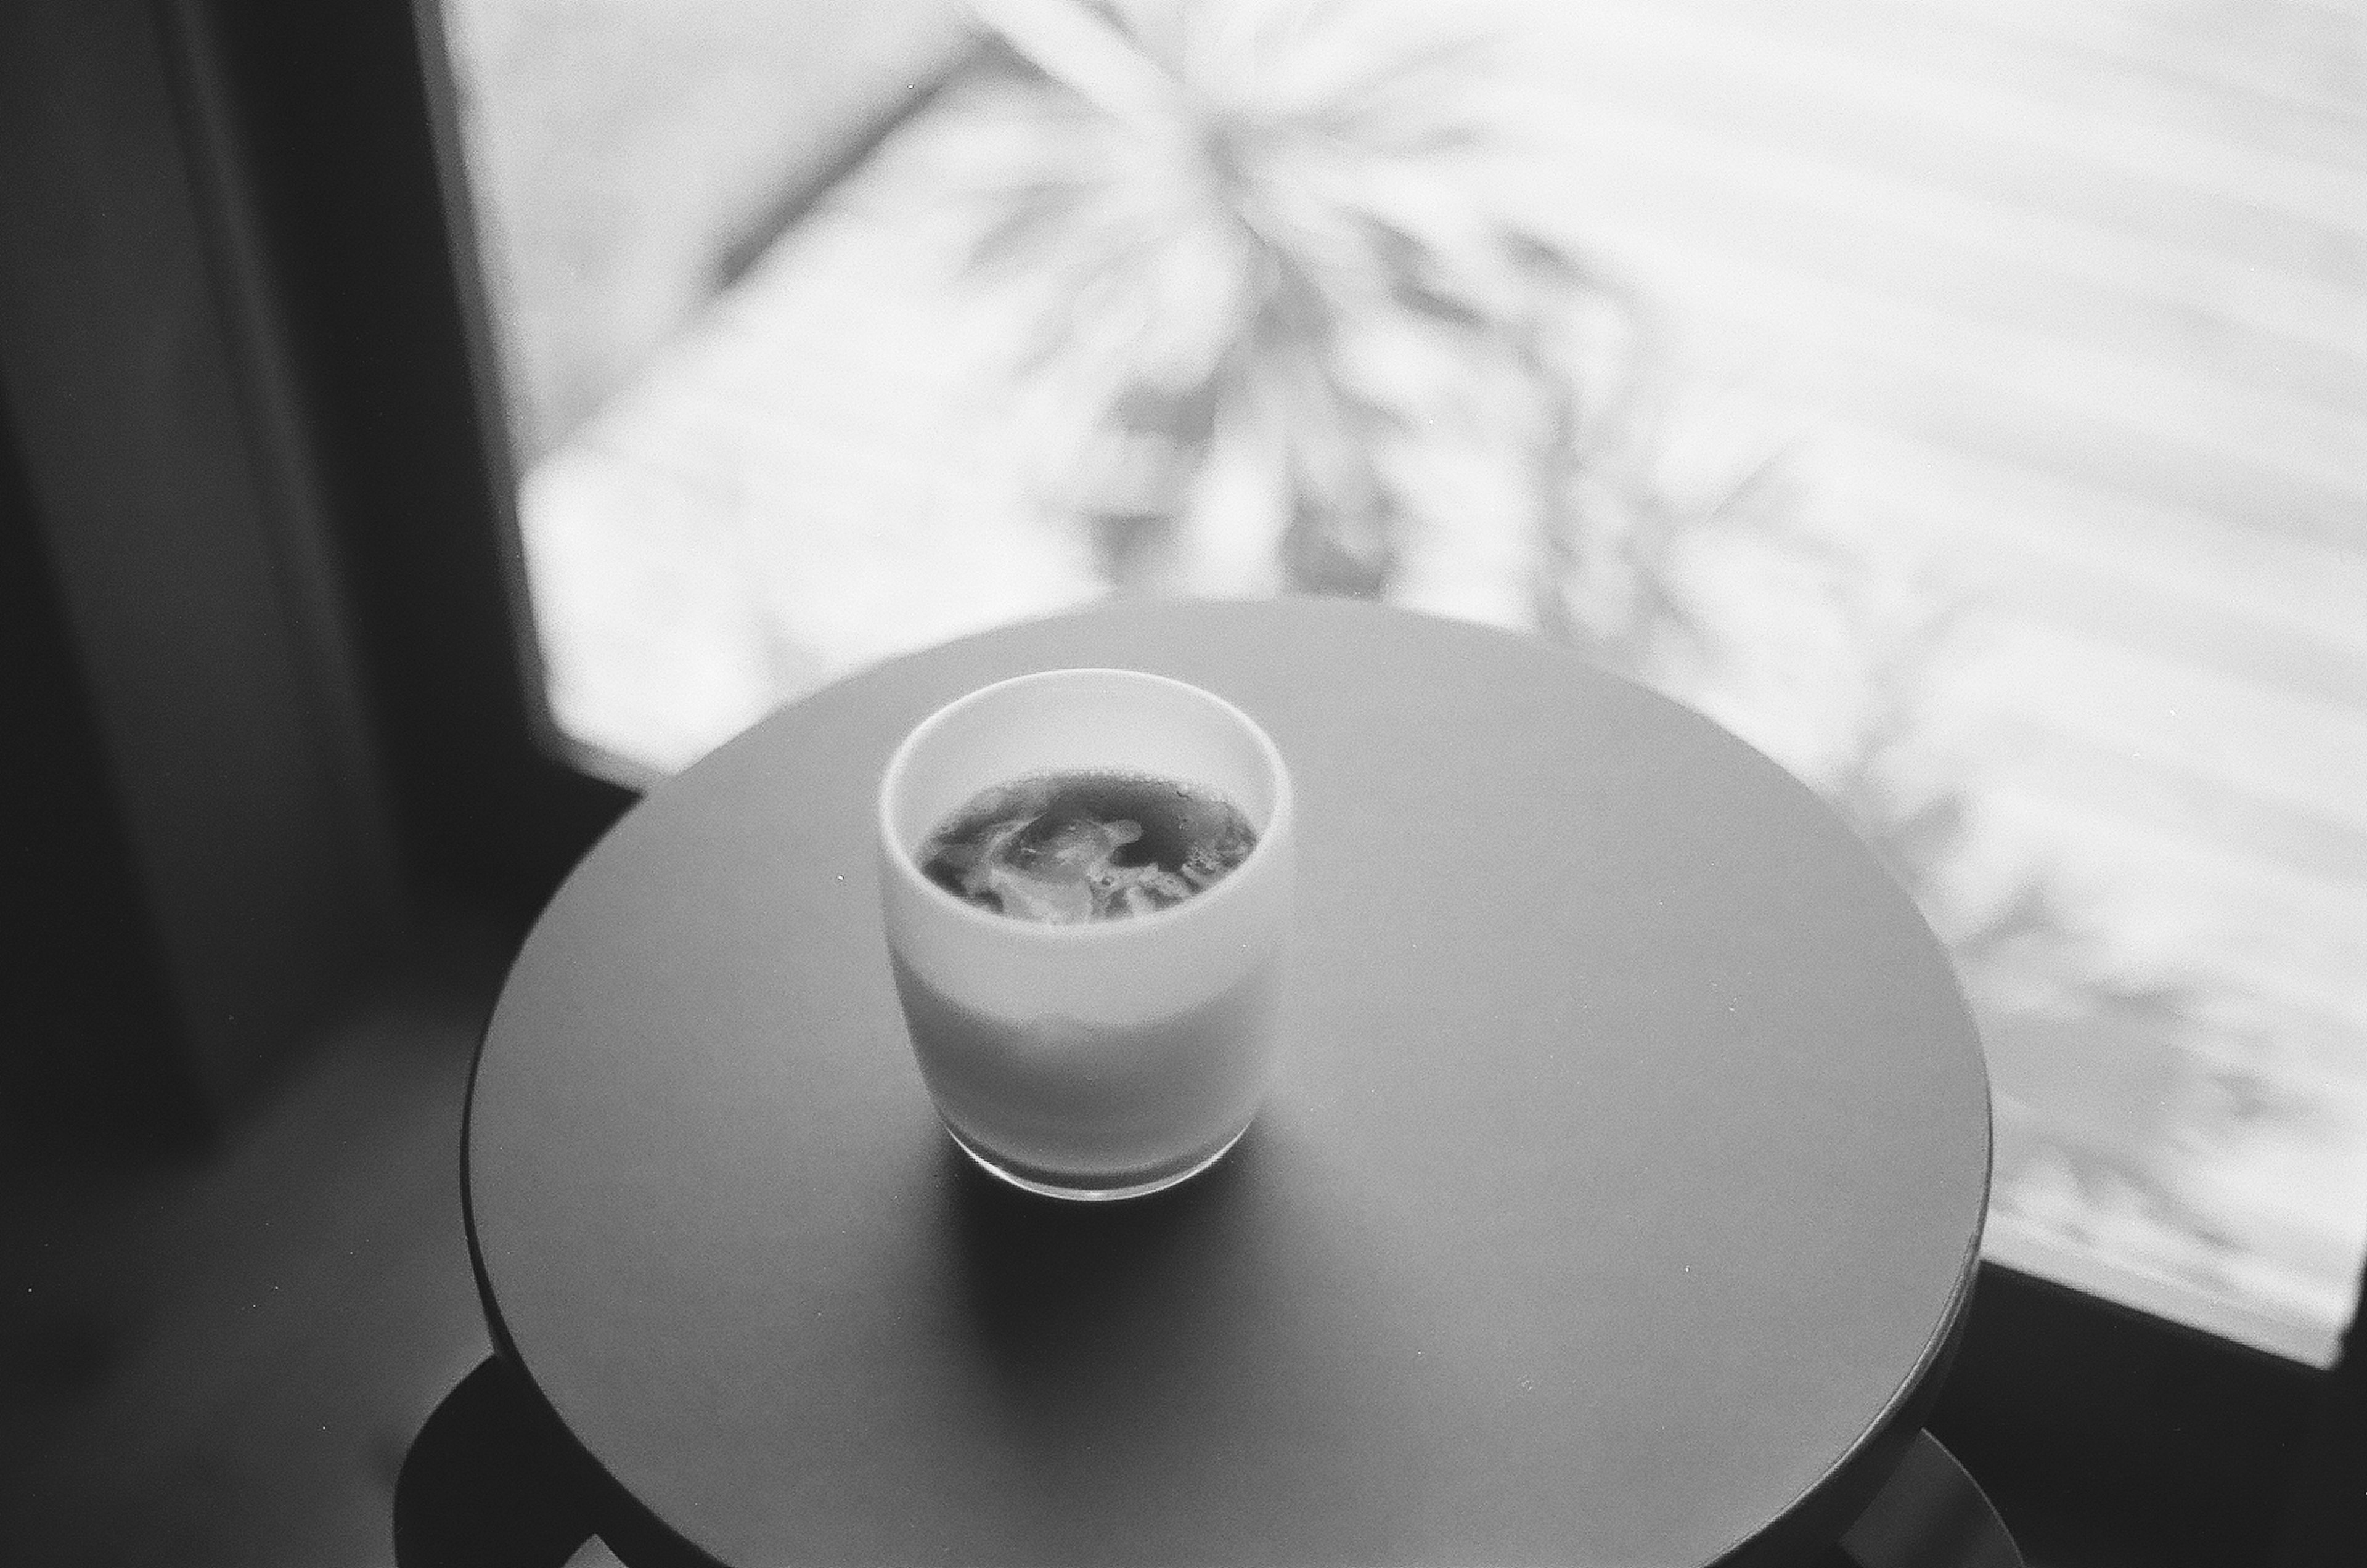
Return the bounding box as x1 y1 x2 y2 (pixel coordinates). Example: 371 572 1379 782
467 599 1992 1567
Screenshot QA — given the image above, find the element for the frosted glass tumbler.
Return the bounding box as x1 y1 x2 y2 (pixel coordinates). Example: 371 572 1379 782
877 669 1295 1200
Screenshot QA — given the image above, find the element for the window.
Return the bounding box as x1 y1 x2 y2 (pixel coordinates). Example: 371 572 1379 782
434 0 2367 1370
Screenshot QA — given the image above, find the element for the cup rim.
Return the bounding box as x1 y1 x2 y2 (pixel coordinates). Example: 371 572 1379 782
877 668 1292 942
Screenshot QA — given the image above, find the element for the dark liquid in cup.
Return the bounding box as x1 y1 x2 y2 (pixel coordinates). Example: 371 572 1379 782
918 769 1258 924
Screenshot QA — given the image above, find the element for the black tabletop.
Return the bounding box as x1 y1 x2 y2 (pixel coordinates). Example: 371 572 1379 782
467 598 1991 1567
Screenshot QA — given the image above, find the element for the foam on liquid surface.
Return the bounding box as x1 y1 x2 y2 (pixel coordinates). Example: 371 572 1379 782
918 769 1257 924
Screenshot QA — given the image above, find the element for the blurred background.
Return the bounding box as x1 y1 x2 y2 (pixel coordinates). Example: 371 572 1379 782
450 0 2367 1367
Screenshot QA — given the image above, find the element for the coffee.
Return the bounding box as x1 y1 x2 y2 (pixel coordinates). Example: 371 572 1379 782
918 769 1258 924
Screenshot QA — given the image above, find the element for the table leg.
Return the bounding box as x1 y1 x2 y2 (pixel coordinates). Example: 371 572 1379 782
1838 1429 2024 1568
394 1355 600 1568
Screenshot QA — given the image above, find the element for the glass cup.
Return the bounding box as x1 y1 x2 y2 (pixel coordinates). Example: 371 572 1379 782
877 669 1295 1200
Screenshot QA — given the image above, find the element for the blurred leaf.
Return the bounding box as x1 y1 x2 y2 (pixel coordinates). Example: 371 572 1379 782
1251 248 1339 353
1340 389 1417 439
1282 480 1396 598
963 174 1102 277
1632 575 1709 659
1307 93 1494 161
1108 378 1219 444
1390 275 1490 332
1697 454 1790 531
1355 214 1492 334
1501 227 1618 294
2093 978 2202 1023
1951 880 2066 963
1881 793 1972 877
1530 571 1577 646
998 215 1181 378
1359 117 1495 160
977 0 1189 131
1352 211 1431 277
1298 30 1497 135
1087 507 1179 587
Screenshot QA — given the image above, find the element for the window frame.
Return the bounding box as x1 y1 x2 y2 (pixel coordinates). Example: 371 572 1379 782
184 0 635 928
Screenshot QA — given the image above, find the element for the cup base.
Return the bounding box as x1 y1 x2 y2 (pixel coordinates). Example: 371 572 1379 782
944 1121 1249 1202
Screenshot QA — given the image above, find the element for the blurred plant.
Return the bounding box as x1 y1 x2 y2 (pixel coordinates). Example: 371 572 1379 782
953 0 2294 1282
959 0 1669 613
1823 595 2313 1276
955 0 1847 692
